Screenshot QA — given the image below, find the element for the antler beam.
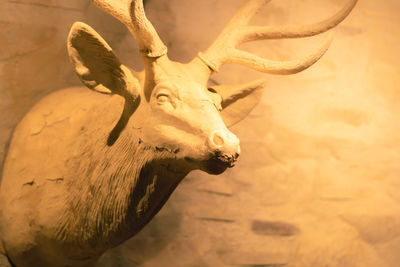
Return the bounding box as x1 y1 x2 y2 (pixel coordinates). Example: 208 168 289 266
198 0 358 73
92 0 167 57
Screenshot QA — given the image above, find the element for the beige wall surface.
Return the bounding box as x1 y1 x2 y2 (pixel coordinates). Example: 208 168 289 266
1 0 400 266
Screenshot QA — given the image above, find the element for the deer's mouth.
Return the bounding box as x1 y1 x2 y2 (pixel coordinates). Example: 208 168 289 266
213 150 239 166
202 159 234 175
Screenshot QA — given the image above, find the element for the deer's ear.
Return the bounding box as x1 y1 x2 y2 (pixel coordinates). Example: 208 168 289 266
67 22 139 97
209 79 265 127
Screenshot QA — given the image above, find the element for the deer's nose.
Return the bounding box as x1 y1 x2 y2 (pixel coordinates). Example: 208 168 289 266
209 130 241 158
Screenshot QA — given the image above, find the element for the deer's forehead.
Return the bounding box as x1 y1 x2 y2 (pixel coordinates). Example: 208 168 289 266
155 74 208 96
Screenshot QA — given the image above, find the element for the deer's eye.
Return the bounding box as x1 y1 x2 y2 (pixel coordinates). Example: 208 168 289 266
156 93 170 105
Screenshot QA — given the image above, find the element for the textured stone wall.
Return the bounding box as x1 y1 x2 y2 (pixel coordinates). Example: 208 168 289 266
1 0 400 266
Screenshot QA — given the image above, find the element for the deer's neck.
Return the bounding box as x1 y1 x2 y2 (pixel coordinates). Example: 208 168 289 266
58 109 190 251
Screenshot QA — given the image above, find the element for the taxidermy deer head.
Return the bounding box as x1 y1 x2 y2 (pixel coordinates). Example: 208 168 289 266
68 0 357 173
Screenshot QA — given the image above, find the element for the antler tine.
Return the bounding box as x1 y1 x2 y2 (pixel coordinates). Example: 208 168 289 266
129 1 167 57
198 0 357 74
92 0 131 25
239 0 358 43
91 0 167 58
229 32 333 74
197 0 269 71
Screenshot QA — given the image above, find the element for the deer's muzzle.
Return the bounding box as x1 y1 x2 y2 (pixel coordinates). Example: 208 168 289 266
202 129 240 174
208 130 240 156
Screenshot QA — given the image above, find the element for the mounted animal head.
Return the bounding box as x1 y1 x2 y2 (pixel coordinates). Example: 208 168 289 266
67 0 357 174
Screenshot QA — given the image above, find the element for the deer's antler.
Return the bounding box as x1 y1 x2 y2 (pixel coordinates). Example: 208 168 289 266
197 0 357 73
92 0 167 58
92 0 170 98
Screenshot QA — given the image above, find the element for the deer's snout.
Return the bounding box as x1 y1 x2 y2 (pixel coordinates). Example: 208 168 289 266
208 130 240 166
